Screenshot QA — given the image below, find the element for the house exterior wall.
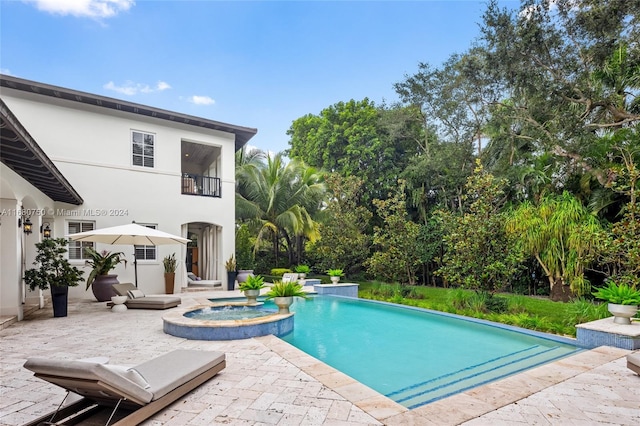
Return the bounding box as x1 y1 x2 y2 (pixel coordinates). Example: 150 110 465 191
1 88 238 303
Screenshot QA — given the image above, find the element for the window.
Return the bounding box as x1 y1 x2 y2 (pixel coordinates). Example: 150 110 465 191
134 224 157 260
67 221 95 260
132 131 155 168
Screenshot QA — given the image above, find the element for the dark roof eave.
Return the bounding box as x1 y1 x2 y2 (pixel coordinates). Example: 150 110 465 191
0 98 84 205
0 74 257 151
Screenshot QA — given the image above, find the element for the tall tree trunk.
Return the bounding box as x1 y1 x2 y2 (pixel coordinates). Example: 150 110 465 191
549 276 572 302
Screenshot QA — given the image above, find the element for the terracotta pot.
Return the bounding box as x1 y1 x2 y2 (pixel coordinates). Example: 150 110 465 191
91 274 119 302
164 272 176 294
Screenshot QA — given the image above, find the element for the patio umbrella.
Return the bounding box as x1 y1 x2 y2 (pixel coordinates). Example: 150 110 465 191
66 223 190 287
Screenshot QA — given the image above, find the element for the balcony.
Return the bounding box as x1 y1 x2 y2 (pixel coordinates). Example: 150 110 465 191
182 173 221 198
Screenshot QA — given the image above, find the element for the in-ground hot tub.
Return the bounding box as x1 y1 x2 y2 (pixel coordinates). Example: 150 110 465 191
163 303 294 340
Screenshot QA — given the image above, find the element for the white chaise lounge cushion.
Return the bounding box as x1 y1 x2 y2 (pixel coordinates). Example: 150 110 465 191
133 350 225 400
23 358 154 404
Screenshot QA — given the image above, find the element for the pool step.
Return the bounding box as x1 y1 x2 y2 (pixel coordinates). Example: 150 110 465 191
387 345 568 409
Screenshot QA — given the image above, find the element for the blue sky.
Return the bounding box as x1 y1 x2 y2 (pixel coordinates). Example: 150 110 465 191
1 0 516 154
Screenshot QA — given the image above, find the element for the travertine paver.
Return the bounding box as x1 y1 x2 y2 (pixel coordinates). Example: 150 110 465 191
0 292 638 426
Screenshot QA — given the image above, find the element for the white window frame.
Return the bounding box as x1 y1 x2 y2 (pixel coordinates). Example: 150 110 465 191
67 221 95 260
131 130 155 168
134 223 157 261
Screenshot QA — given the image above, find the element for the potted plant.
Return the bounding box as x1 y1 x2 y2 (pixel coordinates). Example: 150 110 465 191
239 274 266 304
265 280 309 314
23 238 84 317
326 268 344 284
295 265 310 280
163 253 177 294
84 247 127 302
593 279 640 324
225 254 237 291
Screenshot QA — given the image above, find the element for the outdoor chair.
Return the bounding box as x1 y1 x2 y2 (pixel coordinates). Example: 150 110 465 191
111 282 181 309
187 272 222 287
23 349 226 425
281 273 299 283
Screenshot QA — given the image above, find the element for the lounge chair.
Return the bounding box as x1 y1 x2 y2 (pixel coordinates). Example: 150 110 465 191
281 273 299 283
628 352 640 375
112 283 181 310
23 349 226 426
187 272 222 287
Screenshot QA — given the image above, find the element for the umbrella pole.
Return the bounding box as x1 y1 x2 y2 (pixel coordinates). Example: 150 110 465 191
133 249 138 288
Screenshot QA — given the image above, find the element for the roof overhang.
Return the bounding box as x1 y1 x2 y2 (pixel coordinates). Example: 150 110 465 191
0 74 257 151
0 98 84 205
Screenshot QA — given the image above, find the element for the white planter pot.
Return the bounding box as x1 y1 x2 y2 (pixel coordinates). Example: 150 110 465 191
330 276 340 284
608 303 639 325
274 296 293 314
244 289 260 304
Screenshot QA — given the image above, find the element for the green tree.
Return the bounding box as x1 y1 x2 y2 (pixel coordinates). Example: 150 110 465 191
478 0 640 188
365 181 421 285
599 130 640 284
306 175 372 275
288 99 418 206
506 192 605 301
436 161 520 292
236 153 325 265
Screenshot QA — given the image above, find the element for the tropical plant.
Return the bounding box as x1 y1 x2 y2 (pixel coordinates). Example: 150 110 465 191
505 192 605 301
238 274 265 291
235 224 255 270
592 280 640 306
235 152 325 265
294 265 310 274
326 268 344 277
163 253 177 273
84 247 126 289
264 280 309 300
225 254 236 272
23 238 84 291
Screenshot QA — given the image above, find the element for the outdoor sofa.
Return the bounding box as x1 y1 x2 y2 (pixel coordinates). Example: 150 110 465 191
112 282 181 310
23 349 226 425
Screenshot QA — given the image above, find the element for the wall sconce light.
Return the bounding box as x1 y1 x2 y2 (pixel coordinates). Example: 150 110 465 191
23 217 33 235
41 222 52 238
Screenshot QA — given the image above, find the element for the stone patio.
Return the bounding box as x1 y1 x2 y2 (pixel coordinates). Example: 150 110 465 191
0 291 638 425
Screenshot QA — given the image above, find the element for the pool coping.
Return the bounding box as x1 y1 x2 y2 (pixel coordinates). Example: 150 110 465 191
260 335 630 424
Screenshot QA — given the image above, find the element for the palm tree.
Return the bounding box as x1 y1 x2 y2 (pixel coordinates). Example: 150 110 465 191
236 152 325 265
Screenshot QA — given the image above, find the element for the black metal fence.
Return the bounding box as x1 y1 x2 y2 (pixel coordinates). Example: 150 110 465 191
181 173 221 197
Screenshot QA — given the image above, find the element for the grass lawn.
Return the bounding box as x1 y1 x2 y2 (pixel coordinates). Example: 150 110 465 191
357 282 611 337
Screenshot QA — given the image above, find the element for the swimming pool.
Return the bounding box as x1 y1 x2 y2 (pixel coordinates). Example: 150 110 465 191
259 296 581 409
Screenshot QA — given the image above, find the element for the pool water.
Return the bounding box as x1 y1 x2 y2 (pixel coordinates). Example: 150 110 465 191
184 305 276 321
260 296 580 409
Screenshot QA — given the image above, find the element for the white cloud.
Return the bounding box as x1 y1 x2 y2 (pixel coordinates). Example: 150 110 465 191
25 0 135 19
188 95 215 106
103 80 171 96
0 68 11 75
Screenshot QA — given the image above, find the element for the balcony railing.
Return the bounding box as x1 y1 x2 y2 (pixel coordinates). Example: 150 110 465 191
181 173 221 198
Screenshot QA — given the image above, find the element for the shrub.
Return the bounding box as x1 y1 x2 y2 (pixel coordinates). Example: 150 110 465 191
271 268 292 276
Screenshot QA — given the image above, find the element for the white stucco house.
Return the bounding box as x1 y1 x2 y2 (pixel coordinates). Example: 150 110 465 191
0 74 256 321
